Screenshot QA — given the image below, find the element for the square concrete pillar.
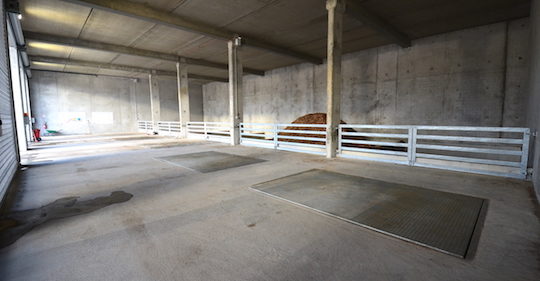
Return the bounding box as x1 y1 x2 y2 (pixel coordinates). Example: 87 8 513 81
228 36 243 145
177 59 190 138
325 0 345 158
148 72 161 133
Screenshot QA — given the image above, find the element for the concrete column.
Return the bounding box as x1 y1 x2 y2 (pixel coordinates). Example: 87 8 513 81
148 71 161 133
325 0 345 158
228 36 243 145
177 58 190 137
527 0 540 199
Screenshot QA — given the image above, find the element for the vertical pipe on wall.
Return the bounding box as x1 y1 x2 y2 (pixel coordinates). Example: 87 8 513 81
325 0 345 158
176 58 190 137
228 36 243 145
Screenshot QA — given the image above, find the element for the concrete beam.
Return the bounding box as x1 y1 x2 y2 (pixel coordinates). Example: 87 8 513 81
345 0 411 48
60 0 323 64
29 55 228 82
188 74 228 83
29 68 138 80
177 59 190 137
326 0 345 158
24 31 265 76
228 37 243 146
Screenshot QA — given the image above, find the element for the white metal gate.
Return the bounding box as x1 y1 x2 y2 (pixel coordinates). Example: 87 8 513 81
181 121 531 180
187 122 231 143
240 123 327 155
137 120 153 133
339 125 530 179
157 121 182 137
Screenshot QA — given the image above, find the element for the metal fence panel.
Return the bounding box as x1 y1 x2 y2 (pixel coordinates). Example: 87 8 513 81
339 125 531 179
137 121 153 134
182 121 532 180
187 122 232 143
157 121 182 137
240 123 327 155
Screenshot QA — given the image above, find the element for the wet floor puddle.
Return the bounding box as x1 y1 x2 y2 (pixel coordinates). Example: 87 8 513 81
0 191 132 249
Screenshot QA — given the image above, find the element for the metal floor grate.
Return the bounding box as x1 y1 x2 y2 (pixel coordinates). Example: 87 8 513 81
156 151 266 173
252 169 486 258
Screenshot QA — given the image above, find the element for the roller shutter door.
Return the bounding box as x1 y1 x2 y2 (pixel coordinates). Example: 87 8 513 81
0 2 18 201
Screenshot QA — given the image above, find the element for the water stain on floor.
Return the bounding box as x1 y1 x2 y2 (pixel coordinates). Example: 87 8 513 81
0 191 133 249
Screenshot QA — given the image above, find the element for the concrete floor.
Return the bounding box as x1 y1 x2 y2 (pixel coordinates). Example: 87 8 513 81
0 134 538 281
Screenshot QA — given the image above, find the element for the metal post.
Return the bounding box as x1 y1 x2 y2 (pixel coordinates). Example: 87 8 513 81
520 129 531 178
273 124 278 149
177 58 190 138
228 36 243 146
337 124 342 154
325 0 345 158
407 127 417 166
238 123 243 144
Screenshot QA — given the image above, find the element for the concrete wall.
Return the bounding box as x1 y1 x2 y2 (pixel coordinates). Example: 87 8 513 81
29 71 203 134
189 84 204 122
527 0 540 199
203 19 530 128
157 78 204 122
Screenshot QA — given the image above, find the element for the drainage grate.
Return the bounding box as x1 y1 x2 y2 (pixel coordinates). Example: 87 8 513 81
252 169 486 258
156 151 266 173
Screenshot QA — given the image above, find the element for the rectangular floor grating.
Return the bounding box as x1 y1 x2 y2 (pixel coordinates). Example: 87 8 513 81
252 169 486 258
156 151 266 173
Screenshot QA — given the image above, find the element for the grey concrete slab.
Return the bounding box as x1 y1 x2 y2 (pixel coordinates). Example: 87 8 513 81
252 169 486 258
21 0 530 73
20 0 92 38
0 139 538 281
156 151 266 173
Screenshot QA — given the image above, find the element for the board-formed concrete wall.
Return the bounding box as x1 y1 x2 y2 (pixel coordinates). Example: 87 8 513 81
527 0 540 200
203 19 530 128
29 71 203 134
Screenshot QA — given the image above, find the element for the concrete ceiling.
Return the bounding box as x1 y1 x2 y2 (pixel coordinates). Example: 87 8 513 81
21 0 531 82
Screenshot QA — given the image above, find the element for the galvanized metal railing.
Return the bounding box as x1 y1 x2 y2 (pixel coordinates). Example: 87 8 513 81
137 121 154 133
339 125 531 179
240 123 327 155
182 121 531 179
157 121 182 137
187 121 232 143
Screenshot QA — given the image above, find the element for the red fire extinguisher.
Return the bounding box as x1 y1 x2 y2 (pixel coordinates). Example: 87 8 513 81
33 129 41 142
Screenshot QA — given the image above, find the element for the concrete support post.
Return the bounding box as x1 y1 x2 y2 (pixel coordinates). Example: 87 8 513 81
228 36 243 145
325 0 345 158
177 58 190 138
148 71 161 134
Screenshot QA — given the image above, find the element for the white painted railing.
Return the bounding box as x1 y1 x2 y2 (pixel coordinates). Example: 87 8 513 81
339 125 531 179
137 121 153 133
187 122 232 143
157 121 182 137
240 123 327 155
183 121 531 179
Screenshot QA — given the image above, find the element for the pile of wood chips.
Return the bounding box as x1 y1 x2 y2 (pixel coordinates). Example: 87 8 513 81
278 113 405 151
278 113 359 145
